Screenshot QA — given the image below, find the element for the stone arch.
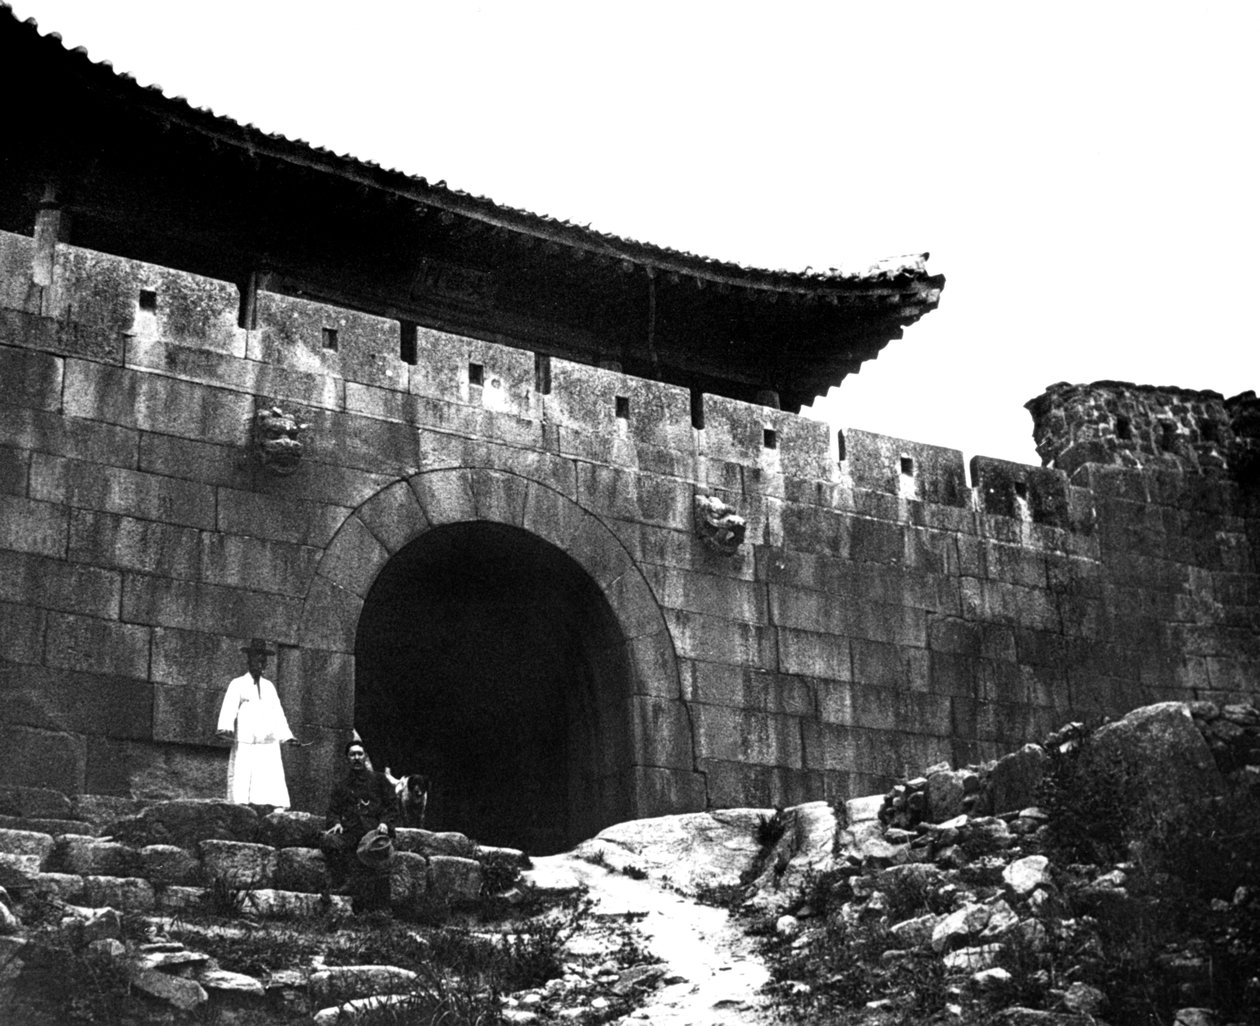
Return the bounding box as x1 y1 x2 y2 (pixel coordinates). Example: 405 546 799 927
295 466 696 847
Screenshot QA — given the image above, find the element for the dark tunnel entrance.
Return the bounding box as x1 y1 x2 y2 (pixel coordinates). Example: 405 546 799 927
354 522 635 854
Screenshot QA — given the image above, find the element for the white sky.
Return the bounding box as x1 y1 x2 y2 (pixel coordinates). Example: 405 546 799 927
9 0 1259 466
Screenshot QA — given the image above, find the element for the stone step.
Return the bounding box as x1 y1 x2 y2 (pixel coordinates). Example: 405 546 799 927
0 815 95 837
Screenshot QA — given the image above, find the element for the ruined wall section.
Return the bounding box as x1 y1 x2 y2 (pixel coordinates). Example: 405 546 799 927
0 229 1256 813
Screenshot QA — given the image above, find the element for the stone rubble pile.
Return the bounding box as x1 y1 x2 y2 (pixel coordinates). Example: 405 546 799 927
880 700 1259 834
751 701 1260 1026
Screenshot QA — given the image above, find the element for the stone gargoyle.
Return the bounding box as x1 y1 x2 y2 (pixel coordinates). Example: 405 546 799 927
693 494 747 555
252 406 309 476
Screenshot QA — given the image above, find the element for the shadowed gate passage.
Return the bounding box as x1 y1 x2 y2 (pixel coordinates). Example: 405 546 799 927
354 521 634 854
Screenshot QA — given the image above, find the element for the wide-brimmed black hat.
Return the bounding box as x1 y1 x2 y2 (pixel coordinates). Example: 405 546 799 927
356 831 395 869
240 638 275 656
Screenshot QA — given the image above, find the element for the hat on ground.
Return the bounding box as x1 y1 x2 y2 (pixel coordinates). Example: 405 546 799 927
240 638 276 656
356 831 395 869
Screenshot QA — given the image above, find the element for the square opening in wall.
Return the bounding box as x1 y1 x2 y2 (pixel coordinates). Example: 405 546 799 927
399 322 418 365
469 362 484 386
615 396 630 420
322 327 339 351
763 428 778 449
1015 481 1029 499
900 456 914 476
1116 416 1131 440
138 289 158 312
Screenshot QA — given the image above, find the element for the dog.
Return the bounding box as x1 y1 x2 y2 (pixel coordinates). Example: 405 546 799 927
383 767 430 829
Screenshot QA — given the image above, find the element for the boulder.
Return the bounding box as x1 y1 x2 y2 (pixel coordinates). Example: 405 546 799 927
275 847 326 893
81 875 156 911
389 851 428 905
428 855 482 904
247 888 349 917
393 828 476 859
199 840 278 888
86 938 126 961
72 794 144 829
845 794 885 824
132 948 210 972
931 902 991 952
1078 703 1224 819
259 810 324 849
980 899 1019 939
1063 982 1107 1015
1003 855 1052 898
0 786 72 820
31 872 83 902
129 968 208 1011
0 854 41 890
65 905 122 945
875 861 945 896
0 815 93 836
888 912 940 950
987 744 1049 815
197 967 267 1006
572 807 771 897
55 836 141 876
265 968 311 1016
972 966 1013 991
141 844 202 885
309 965 419 1004
156 886 206 912
106 800 260 848
926 770 968 823
0 828 55 865
943 944 1000 970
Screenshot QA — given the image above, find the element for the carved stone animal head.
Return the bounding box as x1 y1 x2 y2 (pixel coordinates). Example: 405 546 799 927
253 406 309 476
693 494 747 555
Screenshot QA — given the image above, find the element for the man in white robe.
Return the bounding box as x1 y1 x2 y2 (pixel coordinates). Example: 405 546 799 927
216 638 299 806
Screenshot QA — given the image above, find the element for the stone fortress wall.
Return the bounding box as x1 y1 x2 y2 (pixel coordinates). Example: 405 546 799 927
1 227 1257 831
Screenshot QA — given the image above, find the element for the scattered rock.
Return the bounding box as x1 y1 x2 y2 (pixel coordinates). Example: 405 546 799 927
129 967 208 1011
1173 1009 1219 1026
1063 981 1107 1015
931 902 991 952
1003 854 1052 897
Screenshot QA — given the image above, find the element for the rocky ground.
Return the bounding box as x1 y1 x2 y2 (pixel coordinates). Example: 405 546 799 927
0 698 1257 1025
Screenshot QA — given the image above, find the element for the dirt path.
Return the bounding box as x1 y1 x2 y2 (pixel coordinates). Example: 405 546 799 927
531 854 775 1026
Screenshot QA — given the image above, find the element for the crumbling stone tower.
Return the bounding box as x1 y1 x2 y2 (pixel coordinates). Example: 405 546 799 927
1 10 1256 853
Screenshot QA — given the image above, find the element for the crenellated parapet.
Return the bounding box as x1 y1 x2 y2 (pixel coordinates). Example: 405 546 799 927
1025 380 1259 482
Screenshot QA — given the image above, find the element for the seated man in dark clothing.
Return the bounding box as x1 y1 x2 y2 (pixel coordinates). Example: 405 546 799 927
322 740 399 913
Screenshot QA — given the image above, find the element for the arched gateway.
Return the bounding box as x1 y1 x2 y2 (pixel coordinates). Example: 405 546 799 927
297 467 687 853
